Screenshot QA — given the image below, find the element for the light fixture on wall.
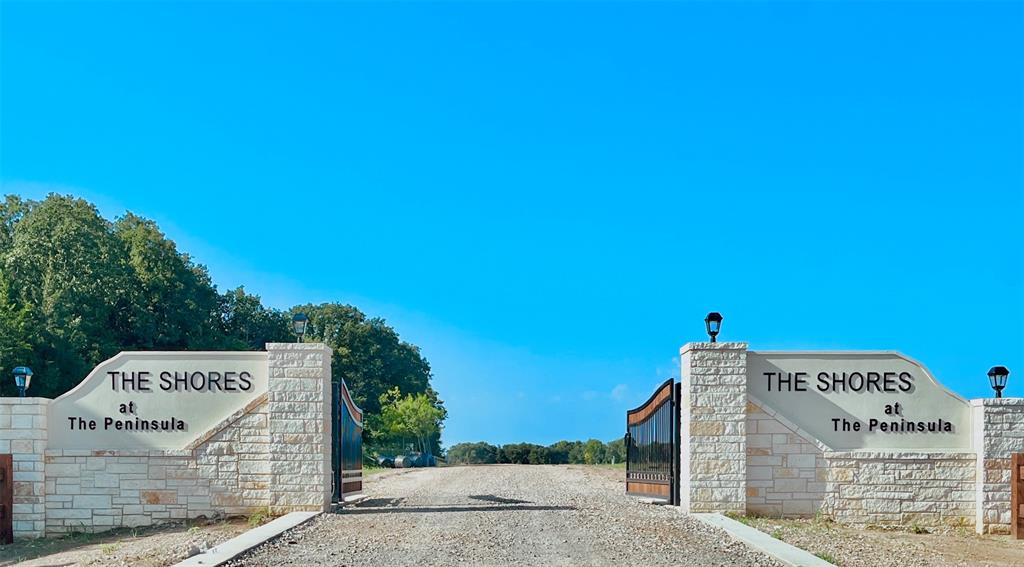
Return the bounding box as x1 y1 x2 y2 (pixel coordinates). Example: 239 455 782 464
704 312 723 343
987 366 1010 398
13 366 33 398
292 313 309 343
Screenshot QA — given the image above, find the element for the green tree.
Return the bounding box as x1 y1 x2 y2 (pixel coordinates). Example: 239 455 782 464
219 287 291 350
605 437 626 464
0 272 32 397
376 388 445 453
582 439 607 464
292 303 443 445
446 442 499 465
113 213 223 350
2 194 136 397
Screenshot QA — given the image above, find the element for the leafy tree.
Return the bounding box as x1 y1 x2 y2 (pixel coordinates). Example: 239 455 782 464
0 272 31 397
292 302 444 447
446 442 499 465
2 195 136 397
605 437 626 464
113 213 223 350
375 388 445 453
218 287 291 350
582 439 607 464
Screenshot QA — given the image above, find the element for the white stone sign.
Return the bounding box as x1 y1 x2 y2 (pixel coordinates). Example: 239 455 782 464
48 351 269 450
747 351 972 451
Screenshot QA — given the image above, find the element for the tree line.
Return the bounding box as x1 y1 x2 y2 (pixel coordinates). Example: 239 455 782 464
0 194 444 452
446 439 626 465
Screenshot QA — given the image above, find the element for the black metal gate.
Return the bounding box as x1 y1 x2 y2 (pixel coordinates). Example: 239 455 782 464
625 378 680 505
332 379 364 504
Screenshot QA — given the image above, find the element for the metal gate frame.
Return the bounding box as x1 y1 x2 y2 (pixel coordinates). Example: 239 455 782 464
332 380 364 504
625 378 681 505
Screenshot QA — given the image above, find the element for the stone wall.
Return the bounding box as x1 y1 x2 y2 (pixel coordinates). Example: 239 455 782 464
746 400 826 517
0 398 49 538
823 451 976 526
972 398 1024 534
3 342 334 538
42 395 270 534
680 342 747 513
266 342 333 513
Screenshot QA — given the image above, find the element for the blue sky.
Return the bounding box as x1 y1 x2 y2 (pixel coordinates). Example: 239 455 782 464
1 1 1021 447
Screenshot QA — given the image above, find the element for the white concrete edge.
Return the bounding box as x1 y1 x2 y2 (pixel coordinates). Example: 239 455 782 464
693 513 835 567
172 511 321 567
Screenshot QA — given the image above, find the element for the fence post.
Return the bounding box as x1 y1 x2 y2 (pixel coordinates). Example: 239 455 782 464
1013 453 1023 540
1 454 12 544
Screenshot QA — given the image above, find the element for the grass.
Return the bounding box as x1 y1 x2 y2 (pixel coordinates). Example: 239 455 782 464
815 551 838 564
589 462 626 469
246 507 272 528
99 543 120 555
769 528 785 541
723 511 755 526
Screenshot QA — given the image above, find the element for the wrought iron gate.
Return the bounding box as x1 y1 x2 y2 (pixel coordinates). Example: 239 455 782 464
625 378 680 505
332 379 364 504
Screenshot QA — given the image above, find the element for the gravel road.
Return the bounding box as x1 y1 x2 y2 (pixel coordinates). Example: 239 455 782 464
229 465 779 566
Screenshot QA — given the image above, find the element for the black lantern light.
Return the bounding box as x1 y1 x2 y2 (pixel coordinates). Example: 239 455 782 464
13 366 33 398
987 366 1010 398
292 312 309 343
704 312 723 343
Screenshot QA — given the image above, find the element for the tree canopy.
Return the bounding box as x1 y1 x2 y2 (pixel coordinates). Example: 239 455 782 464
447 438 626 466
0 193 445 446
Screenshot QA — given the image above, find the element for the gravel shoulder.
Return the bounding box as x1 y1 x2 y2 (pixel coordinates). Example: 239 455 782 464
740 516 1024 567
1 518 250 567
230 464 780 566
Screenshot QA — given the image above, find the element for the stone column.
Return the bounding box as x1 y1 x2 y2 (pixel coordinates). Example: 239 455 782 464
266 343 333 513
679 341 748 513
0 398 49 538
971 398 1024 534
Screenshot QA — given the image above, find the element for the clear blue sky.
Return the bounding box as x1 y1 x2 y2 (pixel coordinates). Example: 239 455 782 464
2 2 1021 447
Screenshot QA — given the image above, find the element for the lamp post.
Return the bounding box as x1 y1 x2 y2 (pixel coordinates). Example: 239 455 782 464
704 312 723 343
292 312 309 343
988 366 1010 398
13 366 33 398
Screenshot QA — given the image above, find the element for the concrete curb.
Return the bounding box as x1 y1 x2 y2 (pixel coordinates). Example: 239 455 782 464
693 513 835 567
172 511 321 567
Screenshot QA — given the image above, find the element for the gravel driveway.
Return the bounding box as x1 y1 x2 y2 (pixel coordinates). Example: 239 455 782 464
229 465 779 566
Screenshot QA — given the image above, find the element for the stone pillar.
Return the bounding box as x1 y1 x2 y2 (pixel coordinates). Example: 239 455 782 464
971 398 1024 534
266 343 333 513
679 341 748 513
0 398 49 538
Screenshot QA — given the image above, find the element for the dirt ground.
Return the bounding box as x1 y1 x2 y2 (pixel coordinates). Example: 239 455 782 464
228 464 778 566
0 518 249 567
742 515 1024 567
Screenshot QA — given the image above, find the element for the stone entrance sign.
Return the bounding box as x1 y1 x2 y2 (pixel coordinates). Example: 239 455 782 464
0 343 333 539
679 341 1023 534
747 352 971 450
48 352 269 450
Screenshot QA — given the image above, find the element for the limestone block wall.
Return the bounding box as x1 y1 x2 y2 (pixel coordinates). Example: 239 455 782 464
972 398 1024 534
746 400 826 517
680 342 747 513
823 451 976 526
0 398 49 538
266 342 332 513
43 395 271 534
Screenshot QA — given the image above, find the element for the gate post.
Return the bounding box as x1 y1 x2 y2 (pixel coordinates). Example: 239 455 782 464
679 341 748 514
266 343 333 514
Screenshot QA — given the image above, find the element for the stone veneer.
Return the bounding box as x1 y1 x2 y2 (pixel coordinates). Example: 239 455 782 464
823 451 976 526
682 341 1024 533
746 400 827 517
972 398 1024 534
4 342 333 538
0 398 48 537
680 342 747 513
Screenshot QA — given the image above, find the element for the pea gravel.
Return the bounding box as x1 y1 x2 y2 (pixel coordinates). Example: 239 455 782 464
227 465 781 566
